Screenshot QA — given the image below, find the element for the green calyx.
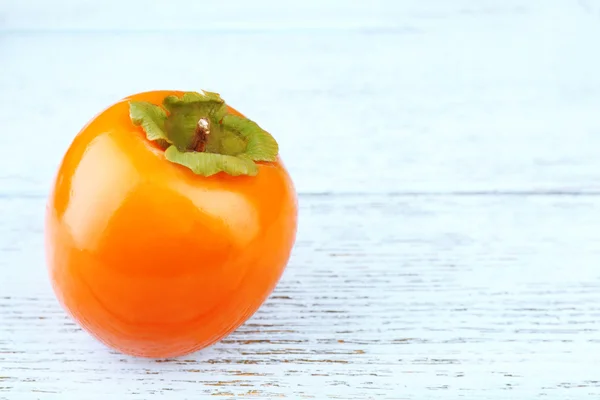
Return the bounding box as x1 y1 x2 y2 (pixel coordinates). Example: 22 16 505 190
129 90 278 177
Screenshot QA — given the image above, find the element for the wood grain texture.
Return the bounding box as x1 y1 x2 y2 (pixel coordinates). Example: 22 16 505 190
2 0 600 398
2 195 600 399
1 0 600 196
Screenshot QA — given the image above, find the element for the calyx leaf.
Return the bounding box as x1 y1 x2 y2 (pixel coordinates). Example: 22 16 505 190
164 145 258 177
129 101 171 149
221 115 279 162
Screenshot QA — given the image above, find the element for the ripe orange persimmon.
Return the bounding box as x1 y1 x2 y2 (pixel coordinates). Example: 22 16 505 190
44 90 298 358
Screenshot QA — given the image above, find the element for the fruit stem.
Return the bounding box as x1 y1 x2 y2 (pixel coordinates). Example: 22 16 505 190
191 118 210 152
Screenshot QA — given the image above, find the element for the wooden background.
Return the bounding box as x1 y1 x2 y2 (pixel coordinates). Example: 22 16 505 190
2 0 600 398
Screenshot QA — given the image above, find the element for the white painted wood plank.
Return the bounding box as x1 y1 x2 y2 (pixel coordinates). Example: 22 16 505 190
2 194 600 398
1 0 600 195
2 0 600 398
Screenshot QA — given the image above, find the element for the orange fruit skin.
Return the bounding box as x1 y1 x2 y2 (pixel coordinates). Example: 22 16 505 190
44 90 298 358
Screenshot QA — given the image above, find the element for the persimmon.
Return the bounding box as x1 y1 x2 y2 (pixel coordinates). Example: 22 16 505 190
44 90 298 358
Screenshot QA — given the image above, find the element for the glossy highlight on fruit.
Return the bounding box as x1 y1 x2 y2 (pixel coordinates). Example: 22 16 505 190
44 90 298 358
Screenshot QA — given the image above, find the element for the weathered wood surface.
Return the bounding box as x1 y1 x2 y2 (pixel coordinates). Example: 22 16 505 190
2 0 600 398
